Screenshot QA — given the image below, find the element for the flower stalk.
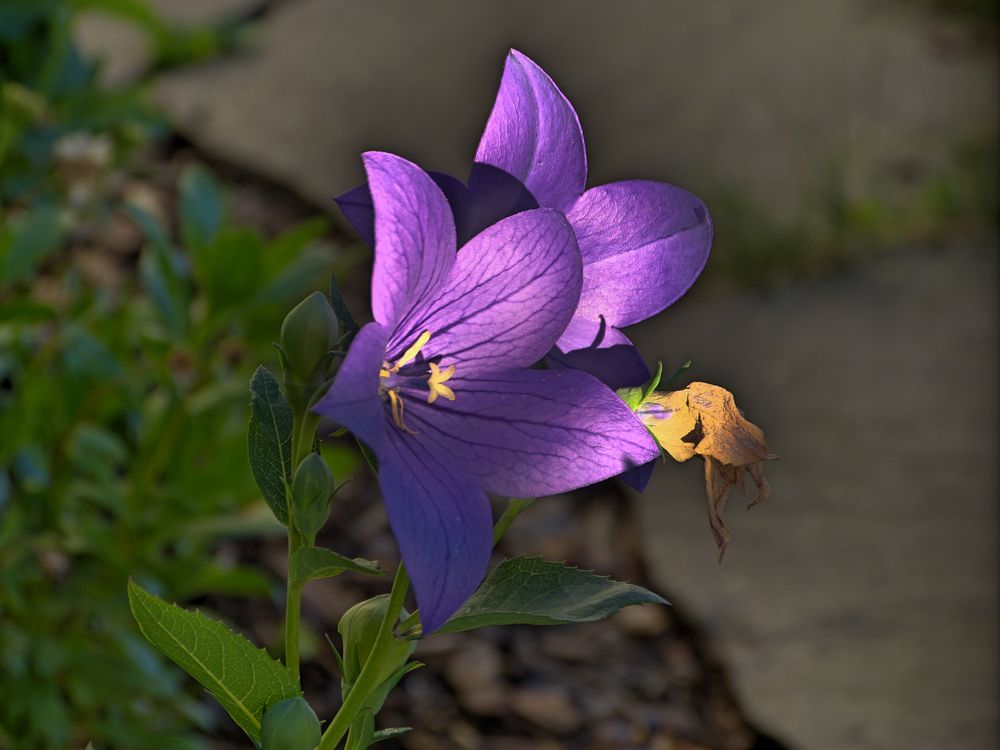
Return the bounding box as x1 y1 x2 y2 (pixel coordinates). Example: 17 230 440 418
285 408 320 682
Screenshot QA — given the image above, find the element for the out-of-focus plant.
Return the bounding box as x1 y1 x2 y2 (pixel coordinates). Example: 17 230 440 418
0 0 247 204
0 157 346 748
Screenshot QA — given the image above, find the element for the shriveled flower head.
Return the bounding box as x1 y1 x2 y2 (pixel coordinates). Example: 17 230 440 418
637 382 776 558
316 152 659 631
337 49 713 390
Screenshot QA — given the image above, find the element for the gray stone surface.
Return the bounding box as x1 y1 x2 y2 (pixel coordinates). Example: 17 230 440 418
75 0 265 87
629 246 998 749
138 0 996 222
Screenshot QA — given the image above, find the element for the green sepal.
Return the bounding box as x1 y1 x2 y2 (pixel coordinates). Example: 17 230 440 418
290 546 384 584
356 439 379 474
437 557 668 634
247 366 294 525
260 697 321 750
617 360 663 411
127 580 300 744
290 453 335 543
329 273 360 345
345 710 376 750
339 596 417 717
663 358 692 388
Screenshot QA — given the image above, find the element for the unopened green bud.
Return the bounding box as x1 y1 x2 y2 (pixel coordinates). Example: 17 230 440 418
291 453 335 543
280 291 340 385
338 596 415 695
261 696 321 750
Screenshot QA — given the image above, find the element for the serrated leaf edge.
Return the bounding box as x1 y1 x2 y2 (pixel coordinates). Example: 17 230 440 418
127 579 299 740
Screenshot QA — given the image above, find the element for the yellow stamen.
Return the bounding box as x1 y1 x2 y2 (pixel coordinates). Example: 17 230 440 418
395 330 432 368
427 362 456 404
387 388 417 434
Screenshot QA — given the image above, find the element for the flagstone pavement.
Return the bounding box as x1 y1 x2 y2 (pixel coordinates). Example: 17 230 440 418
629 245 997 750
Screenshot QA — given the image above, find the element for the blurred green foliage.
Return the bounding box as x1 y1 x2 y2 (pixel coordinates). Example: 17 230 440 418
0 159 349 748
0 4 350 747
0 0 247 204
710 132 999 286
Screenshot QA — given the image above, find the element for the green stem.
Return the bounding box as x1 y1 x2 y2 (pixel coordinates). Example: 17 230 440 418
292 410 320 470
391 498 536 639
317 565 410 750
492 498 535 545
284 409 319 682
284 527 305 681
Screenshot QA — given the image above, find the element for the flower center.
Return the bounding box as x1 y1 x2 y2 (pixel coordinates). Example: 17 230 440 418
379 330 456 433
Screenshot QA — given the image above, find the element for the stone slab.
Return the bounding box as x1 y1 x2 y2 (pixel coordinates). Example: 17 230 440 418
629 246 998 749
141 0 996 223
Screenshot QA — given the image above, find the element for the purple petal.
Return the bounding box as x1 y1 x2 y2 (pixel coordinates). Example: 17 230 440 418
334 172 478 250
312 322 389 451
428 171 476 246
475 49 586 212
388 208 581 375
401 368 659 498
567 180 712 328
621 460 656 492
334 183 376 247
461 163 538 243
379 433 492 633
364 152 457 327
547 320 650 389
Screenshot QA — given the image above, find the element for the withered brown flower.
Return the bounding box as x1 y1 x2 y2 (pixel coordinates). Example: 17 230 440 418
640 382 776 559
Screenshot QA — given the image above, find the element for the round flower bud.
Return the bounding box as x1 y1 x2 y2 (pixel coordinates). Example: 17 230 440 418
279 291 340 385
291 453 335 544
338 596 415 696
261 696 321 750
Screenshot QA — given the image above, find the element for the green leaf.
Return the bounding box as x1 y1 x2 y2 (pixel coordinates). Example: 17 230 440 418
195 227 263 312
137 214 190 339
127 580 300 744
437 557 667 634
248 366 293 525
290 546 383 584
179 163 224 251
0 206 63 288
371 727 412 745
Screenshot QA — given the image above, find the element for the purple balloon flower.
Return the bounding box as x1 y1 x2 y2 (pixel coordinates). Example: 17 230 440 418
316 152 660 632
336 49 713 391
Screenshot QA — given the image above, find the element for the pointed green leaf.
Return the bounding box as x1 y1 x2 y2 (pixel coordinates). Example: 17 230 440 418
179 163 224 251
371 727 413 745
437 557 667 634
248 366 293 525
290 546 384 584
127 580 300 743
0 206 64 288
